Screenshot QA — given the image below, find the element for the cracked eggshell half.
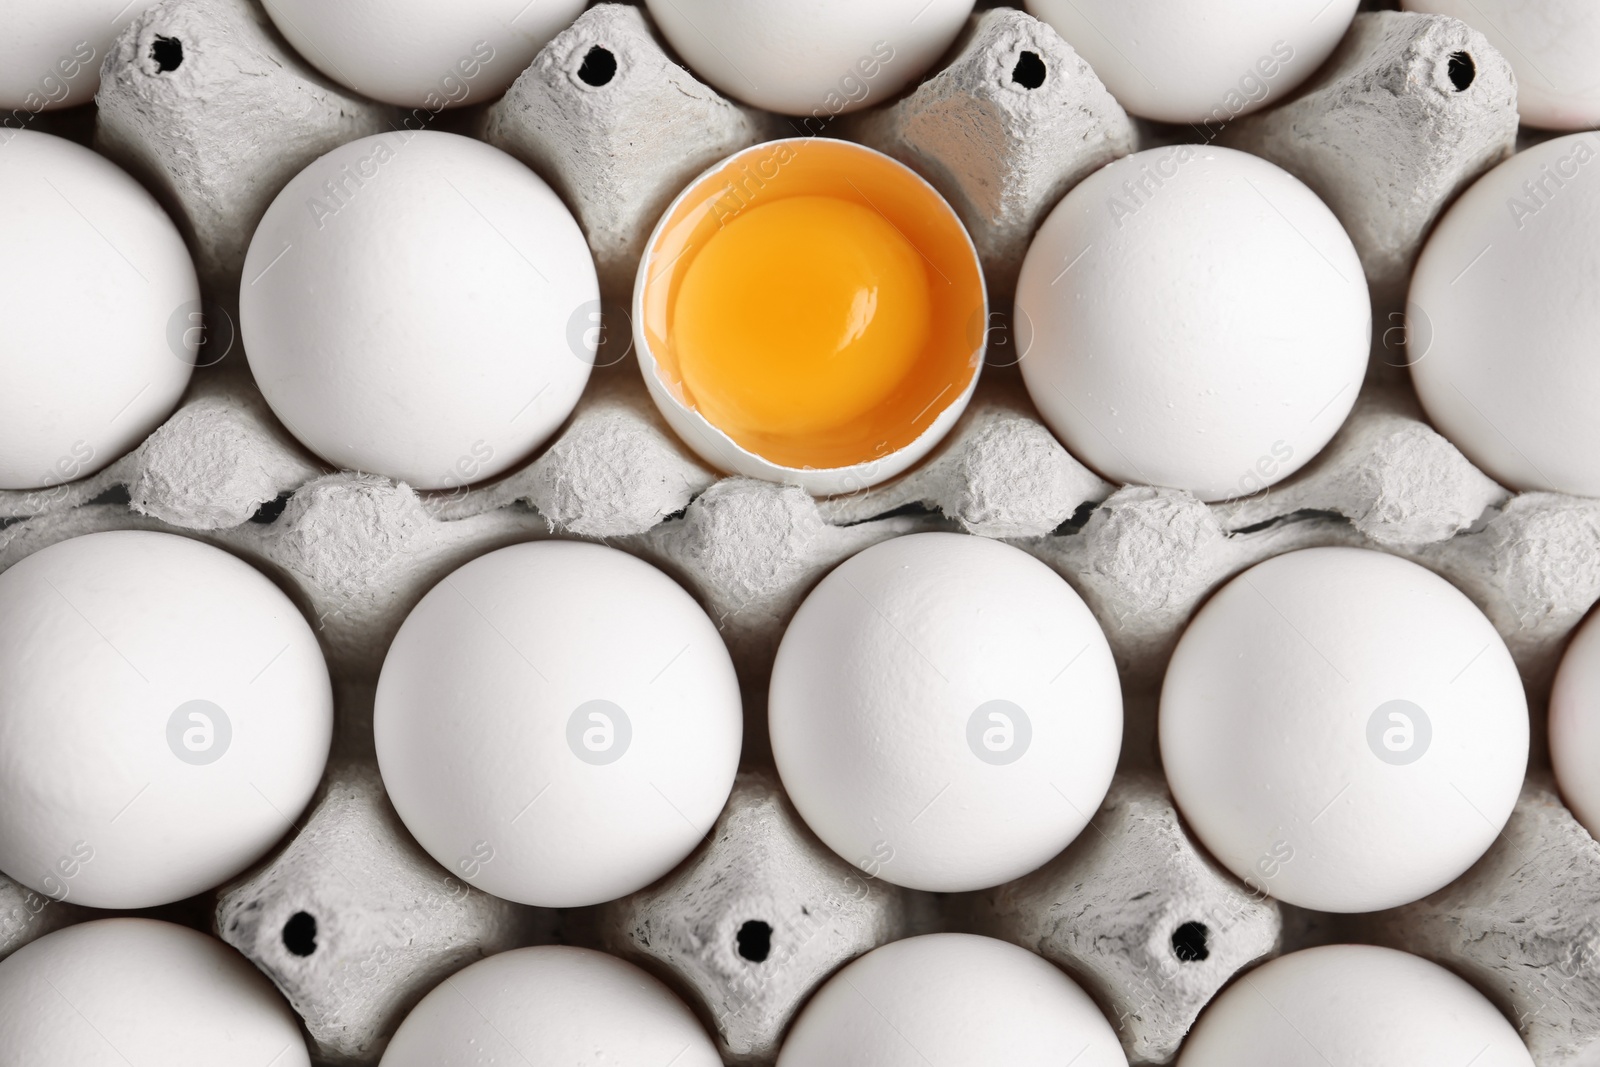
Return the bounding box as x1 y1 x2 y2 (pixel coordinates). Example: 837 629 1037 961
634 138 987 497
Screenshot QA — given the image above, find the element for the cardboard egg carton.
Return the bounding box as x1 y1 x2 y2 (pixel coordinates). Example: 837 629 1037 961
3 1 1599 1064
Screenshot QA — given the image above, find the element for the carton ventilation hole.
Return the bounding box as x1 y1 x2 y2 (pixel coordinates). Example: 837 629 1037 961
736 919 772 962
283 911 318 957
1448 51 1474 91
579 46 617 87
1012 51 1046 89
1171 921 1209 963
151 36 183 73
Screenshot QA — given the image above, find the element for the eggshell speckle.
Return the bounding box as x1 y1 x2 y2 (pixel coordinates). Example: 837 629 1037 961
769 533 1122 893
0 1 160 110
1551 607 1600 839
643 0 975 116
1015 146 1368 503
777 933 1128 1067
1179 944 1534 1066
0 131 197 491
1407 131 1600 496
375 541 742 908
1160 547 1528 913
381 945 721 1067
261 0 587 109
241 131 598 490
1403 0 1600 129
1026 0 1360 123
0 531 333 909
0 919 310 1066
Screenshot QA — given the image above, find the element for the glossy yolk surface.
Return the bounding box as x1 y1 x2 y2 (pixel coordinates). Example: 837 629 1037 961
672 195 933 441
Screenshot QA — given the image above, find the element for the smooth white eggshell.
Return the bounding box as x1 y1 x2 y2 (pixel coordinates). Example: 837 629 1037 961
0 919 311 1066
1403 0 1600 129
1179 944 1534 1066
643 0 974 116
0 531 332 909
241 131 597 490
1015 146 1369 502
777 933 1127 1067
374 541 742 908
0 130 197 491
0 2 160 110
1026 0 1359 123
261 0 586 108
769 533 1122 893
1551 607 1600 839
1160 547 1528 913
381 945 720 1066
1407 131 1600 496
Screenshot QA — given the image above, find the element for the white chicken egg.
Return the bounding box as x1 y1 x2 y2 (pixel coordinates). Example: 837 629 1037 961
1406 131 1600 496
381 945 721 1066
240 131 598 491
1160 547 1528 913
0 130 197 492
0 919 311 1066
1026 0 1360 123
261 0 586 109
769 533 1122 893
1179 944 1534 1066
643 0 974 117
777 933 1127 1067
1014 145 1368 502
1403 0 1600 129
0 531 333 909
1550 607 1600 838
0 1 161 110
374 541 742 908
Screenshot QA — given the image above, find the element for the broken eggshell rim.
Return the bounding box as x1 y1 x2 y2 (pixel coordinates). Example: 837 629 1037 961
631 136 988 498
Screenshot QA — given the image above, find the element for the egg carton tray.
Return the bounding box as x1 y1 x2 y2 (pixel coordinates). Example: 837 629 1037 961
3 1 1600 1065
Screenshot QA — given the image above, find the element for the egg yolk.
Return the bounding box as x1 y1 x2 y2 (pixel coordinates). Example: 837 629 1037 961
672 195 933 440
